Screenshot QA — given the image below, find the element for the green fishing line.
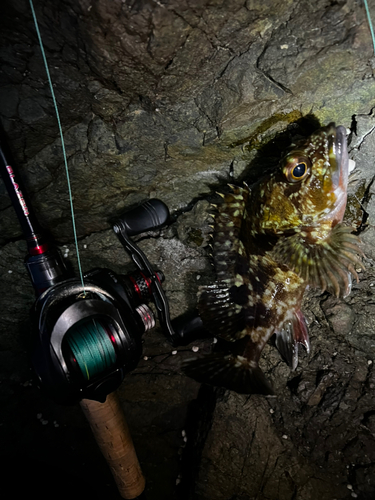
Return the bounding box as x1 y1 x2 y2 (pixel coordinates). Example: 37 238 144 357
364 0 375 55
67 319 117 380
29 0 86 295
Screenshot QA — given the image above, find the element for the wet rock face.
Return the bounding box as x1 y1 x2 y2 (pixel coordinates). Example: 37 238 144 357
1 1 375 499
1 0 375 242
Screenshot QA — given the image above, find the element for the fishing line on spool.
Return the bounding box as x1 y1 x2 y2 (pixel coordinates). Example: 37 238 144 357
66 318 117 381
29 0 86 295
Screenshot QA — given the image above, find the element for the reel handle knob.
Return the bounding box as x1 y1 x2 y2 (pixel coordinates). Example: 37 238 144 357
80 391 145 499
115 199 169 237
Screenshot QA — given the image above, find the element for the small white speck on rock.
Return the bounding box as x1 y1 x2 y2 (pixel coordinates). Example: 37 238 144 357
143 356 149 361
269 408 274 414
8 270 12 274
172 350 178 355
347 484 353 490
212 338 218 344
192 346 199 352
282 435 288 439
368 360 373 365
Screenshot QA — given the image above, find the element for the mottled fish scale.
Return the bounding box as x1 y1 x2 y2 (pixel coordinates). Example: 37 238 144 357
200 186 306 346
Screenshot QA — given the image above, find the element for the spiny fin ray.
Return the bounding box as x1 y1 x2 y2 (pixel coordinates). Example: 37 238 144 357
274 223 364 297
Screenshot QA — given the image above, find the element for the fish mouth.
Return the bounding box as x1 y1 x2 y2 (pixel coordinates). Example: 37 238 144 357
326 124 349 224
330 124 349 190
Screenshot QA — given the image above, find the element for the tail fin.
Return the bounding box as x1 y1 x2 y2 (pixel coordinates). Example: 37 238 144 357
183 353 274 395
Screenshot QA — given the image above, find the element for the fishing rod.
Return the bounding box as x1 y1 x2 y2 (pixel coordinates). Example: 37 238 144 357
0 135 68 294
0 3 208 497
0 130 207 498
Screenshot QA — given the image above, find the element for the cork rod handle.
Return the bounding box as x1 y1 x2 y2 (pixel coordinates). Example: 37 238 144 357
80 391 145 499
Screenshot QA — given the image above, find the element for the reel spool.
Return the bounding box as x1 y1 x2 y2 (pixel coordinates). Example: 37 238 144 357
31 266 158 405
65 318 118 382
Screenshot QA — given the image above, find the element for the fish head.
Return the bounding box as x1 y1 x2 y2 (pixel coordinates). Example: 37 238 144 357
258 124 362 297
281 123 348 229
255 123 349 235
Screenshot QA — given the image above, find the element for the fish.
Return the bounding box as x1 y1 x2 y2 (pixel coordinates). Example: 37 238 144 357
183 123 364 395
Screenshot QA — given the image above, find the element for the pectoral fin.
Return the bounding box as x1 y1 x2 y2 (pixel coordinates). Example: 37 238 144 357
274 223 364 297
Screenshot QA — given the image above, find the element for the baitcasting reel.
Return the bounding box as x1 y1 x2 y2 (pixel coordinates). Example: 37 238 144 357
31 199 175 405
0 132 207 406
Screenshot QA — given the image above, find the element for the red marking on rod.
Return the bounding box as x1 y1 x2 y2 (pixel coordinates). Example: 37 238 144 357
6 165 30 216
29 243 49 256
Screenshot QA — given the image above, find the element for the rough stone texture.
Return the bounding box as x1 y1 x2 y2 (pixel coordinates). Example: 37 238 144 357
1 0 375 499
2 0 375 241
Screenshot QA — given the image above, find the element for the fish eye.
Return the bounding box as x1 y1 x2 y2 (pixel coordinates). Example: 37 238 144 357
292 162 307 178
283 156 310 183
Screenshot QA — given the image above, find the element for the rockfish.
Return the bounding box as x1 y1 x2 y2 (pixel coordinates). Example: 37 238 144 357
184 124 363 395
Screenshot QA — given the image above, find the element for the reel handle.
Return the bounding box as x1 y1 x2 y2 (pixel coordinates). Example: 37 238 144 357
117 199 169 237
80 392 145 499
114 199 211 347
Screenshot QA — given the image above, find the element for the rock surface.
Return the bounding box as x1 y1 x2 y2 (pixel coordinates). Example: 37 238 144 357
1 1 375 499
